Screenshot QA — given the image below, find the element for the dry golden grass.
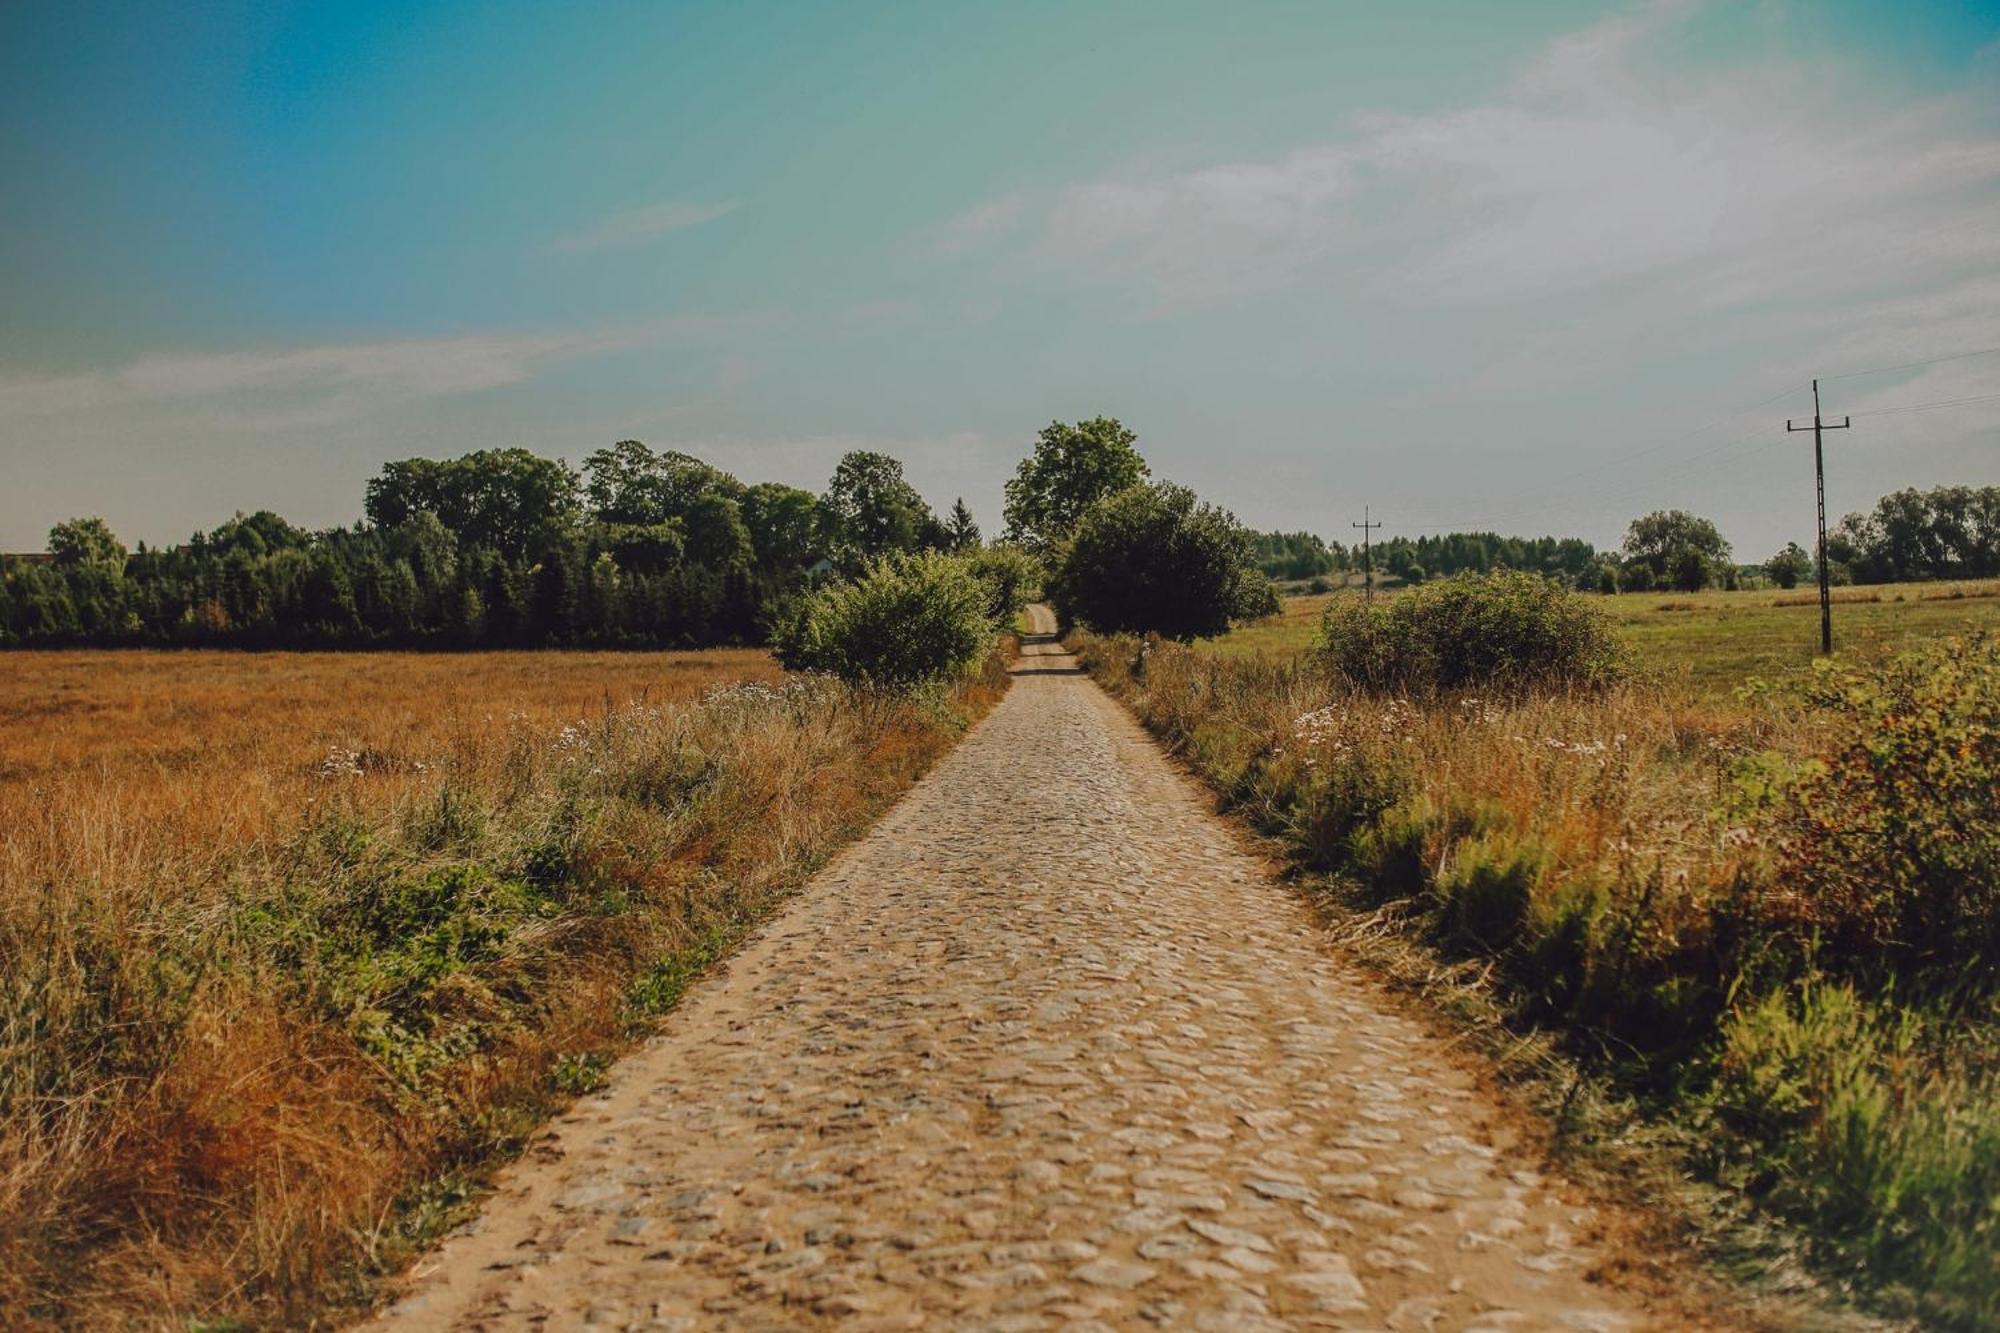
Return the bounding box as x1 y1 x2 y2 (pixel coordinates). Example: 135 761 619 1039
0 646 1003 1328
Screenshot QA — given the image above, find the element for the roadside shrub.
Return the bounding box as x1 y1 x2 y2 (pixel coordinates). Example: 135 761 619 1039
1765 632 1999 981
1317 571 1623 695
1707 981 2000 1329
1436 829 1548 948
964 544 1043 626
773 550 991 689
1050 481 1273 640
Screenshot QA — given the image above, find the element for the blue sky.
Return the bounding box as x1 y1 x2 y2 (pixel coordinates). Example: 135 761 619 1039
2 0 1997 555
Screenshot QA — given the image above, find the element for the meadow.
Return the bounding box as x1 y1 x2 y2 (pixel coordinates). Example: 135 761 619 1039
0 646 1008 1327
1076 581 2000 1328
1217 578 2000 693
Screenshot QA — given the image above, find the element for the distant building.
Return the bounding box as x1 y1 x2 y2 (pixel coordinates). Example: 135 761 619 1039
0 552 54 569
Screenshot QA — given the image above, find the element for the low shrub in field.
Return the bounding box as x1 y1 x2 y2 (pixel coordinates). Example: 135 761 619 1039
773 549 993 688
1317 570 1623 695
1072 624 1999 1325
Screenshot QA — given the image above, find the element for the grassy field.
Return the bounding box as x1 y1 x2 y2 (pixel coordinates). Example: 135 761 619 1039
1077 578 2000 1327
0 646 1006 1327
1218 579 2000 692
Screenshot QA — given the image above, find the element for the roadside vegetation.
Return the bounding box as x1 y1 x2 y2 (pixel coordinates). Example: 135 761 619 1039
0 594 1018 1326
1072 571 1999 1328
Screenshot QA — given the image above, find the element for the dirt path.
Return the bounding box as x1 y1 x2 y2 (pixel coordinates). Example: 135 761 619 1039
375 614 1666 1331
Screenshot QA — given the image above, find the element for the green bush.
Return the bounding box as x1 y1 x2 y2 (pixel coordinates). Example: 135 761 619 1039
1050 481 1274 640
1707 981 2000 1329
964 544 1043 625
1767 632 1999 980
1317 570 1623 695
773 550 991 688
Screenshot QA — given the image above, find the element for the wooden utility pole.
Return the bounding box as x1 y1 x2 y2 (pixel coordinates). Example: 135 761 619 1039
1787 378 1851 655
1352 507 1381 604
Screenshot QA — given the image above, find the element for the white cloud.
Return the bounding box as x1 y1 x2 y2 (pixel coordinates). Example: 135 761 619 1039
0 314 775 433
549 199 740 255
927 192 1027 258
941 3 2000 318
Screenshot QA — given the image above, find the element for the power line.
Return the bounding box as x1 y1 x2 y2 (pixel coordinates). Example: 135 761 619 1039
1385 380 1808 531
1820 345 2000 382
1849 391 2000 419
1340 339 2000 541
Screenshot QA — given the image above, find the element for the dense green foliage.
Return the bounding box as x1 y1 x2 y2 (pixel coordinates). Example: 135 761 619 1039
1250 530 1349 581
1317 571 1623 695
1831 484 2000 584
1765 541 1812 589
1002 417 1149 552
772 550 995 688
1378 531 1600 585
1766 636 1999 975
0 441 961 649
1621 509 1733 592
1049 482 1275 640
962 544 1043 625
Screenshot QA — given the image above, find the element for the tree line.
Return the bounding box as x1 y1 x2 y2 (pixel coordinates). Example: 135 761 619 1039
5 427 1991 648
0 443 981 648
1248 485 2000 595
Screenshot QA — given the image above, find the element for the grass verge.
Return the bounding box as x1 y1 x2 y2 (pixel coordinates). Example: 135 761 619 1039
0 647 1011 1328
1073 626 1996 1329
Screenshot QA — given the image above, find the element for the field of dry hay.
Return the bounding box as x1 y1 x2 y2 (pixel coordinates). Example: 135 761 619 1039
0 647 1004 1327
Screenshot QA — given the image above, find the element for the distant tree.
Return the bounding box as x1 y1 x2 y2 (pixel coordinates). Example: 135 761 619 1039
681 493 753 570
47 517 126 572
1049 482 1272 640
1003 417 1149 552
1766 542 1813 590
741 482 822 571
205 510 309 557
946 498 981 552
1251 531 1346 581
1829 485 2000 583
1621 510 1731 593
583 440 742 527
365 449 580 556
820 451 940 569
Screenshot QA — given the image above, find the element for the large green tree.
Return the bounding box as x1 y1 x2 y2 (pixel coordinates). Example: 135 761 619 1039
365 449 580 557
1003 417 1149 552
582 440 743 527
819 451 941 569
741 482 822 571
1621 509 1731 593
47 517 126 572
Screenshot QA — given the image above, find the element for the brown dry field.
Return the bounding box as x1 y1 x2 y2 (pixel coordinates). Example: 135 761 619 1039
0 648 781 852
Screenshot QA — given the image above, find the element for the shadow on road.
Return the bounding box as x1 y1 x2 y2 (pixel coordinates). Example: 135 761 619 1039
1011 632 1085 676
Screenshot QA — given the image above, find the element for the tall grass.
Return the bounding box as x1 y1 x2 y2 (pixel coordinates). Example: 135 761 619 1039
1075 628 1998 1328
0 647 1009 1326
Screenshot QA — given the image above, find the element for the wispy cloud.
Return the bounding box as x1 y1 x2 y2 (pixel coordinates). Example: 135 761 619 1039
549 198 741 255
0 314 778 432
940 4 2000 318
927 192 1027 258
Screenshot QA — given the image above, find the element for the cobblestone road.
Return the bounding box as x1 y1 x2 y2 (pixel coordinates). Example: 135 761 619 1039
375 614 1663 1331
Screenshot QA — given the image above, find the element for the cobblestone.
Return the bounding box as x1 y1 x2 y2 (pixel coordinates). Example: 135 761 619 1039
371 611 1661 1330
